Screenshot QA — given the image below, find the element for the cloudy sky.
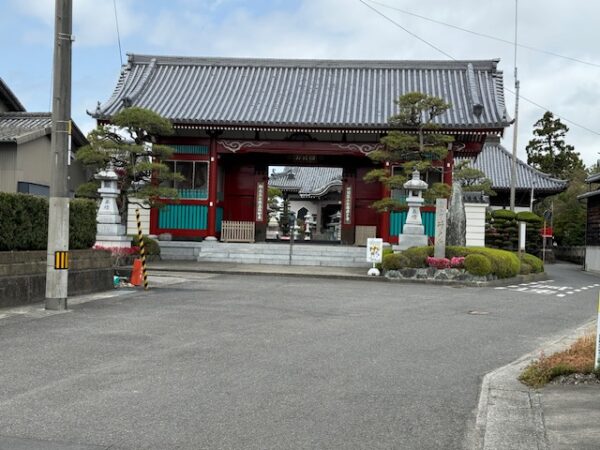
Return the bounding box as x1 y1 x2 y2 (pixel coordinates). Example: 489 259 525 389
1 0 599 167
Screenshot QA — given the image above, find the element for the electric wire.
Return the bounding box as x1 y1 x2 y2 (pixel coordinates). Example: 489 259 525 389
357 0 455 60
113 0 123 66
358 0 600 137
365 0 600 69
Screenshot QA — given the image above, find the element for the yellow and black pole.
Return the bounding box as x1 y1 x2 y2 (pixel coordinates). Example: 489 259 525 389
136 208 149 290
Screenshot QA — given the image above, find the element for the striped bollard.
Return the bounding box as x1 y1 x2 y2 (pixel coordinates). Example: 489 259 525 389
136 208 149 290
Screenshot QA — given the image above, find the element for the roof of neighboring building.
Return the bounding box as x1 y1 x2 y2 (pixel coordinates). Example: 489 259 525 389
456 139 568 193
270 167 343 198
0 112 87 147
0 78 26 112
92 54 510 132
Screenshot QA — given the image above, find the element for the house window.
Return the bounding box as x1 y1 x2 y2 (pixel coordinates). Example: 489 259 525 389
17 181 50 197
163 161 208 199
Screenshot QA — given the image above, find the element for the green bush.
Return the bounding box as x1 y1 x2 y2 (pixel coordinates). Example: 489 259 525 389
521 253 544 273
492 209 516 220
382 252 410 271
464 254 492 276
516 211 543 224
70 199 97 249
519 262 532 275
401 246 433 268
377 247 394 270
132 235 161 256
446 246 520 279
0 193 97 251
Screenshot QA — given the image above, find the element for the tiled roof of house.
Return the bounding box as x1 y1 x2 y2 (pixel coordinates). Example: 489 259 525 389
93 54 510 132
456 140 567 192
0 112 87 146
270 167 343 198
0 78 26 112
0 113 52 144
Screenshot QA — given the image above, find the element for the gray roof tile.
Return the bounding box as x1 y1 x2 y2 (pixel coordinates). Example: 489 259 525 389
270 167 343 198
93 54 510 131
0 112 87 146
456 140 567 192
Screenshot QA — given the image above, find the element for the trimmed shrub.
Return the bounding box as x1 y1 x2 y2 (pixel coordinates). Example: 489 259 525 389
401 246 433 268
132 235 161 256
382 252 410 271
446 246 520 279
464 254 492 276
516 211 543 224
521 253 544 273
0 193 97 251
492 209 516 220
377 247 394 270
70 199 97 249
520 263 532 275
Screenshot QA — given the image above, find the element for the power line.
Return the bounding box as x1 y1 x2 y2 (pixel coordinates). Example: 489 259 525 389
113 0 123 66
365 0 600 69
358 0 600 137
505 87 600 136
357 0 455 60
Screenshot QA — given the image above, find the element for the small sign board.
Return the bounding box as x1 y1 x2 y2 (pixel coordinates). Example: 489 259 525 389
366 238 383 263
54 251 69 270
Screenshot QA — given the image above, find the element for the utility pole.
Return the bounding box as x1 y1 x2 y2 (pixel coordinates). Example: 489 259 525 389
509 0 519 212
45 0 73 310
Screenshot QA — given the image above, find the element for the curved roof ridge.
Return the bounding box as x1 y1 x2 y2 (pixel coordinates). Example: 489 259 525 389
492 142 566 184
127 53 501 70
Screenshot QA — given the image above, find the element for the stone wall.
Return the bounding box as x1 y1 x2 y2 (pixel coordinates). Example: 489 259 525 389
0 249 113 308
554 246 585 265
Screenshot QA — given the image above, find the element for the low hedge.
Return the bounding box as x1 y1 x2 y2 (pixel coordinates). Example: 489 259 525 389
382 252 410 271
521 253 544 273
396 246 521 279
464 254 492 276
0 193 97 251
492 209 516 220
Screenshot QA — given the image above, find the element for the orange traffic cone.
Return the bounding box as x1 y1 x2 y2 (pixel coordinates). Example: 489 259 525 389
130 259 143 286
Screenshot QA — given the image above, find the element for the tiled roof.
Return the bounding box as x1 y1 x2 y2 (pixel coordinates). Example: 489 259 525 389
0 112 87 146
456 140 567 192
93 54 510 131
0 78 26 112
0 113 52 144
270 167 343 198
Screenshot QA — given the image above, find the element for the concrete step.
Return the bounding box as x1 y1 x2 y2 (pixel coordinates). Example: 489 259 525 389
159 241 371 267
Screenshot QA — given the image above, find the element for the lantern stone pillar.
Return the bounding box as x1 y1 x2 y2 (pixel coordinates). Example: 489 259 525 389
94 167 131 248
396 170 428 250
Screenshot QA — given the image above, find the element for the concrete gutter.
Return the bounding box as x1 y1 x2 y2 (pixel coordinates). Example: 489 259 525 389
469 320 595 450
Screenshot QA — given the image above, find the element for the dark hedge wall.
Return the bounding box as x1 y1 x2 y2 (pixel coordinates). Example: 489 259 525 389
0 193 97 251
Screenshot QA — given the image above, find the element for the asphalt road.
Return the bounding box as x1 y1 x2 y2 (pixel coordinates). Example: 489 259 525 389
0 263 598 450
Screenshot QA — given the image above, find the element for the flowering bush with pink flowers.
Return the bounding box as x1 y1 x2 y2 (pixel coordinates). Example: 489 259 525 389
426 256 465 269
450 256 465 268
93 245 140 268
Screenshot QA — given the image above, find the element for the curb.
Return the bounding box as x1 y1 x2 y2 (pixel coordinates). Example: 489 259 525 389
470 320 595 450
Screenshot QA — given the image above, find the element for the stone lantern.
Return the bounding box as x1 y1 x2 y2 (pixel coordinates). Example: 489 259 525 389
94 166 131 248
397 169 428 250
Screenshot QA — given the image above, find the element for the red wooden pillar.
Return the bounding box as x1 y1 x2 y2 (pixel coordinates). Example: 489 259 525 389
443 148 454 185
206 134 219 239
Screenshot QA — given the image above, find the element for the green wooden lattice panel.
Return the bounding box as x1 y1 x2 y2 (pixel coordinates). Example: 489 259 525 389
158 204 208 230
169 144 209 155
390 211 436 238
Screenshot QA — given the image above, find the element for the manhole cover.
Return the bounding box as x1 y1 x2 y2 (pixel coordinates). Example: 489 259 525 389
468 310 490 315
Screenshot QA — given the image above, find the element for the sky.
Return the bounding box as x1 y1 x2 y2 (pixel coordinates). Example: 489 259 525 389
1 0 599 168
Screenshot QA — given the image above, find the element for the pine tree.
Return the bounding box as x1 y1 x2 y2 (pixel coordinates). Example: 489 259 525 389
76 107 182 220
525 111 584 179
364 92 453 212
